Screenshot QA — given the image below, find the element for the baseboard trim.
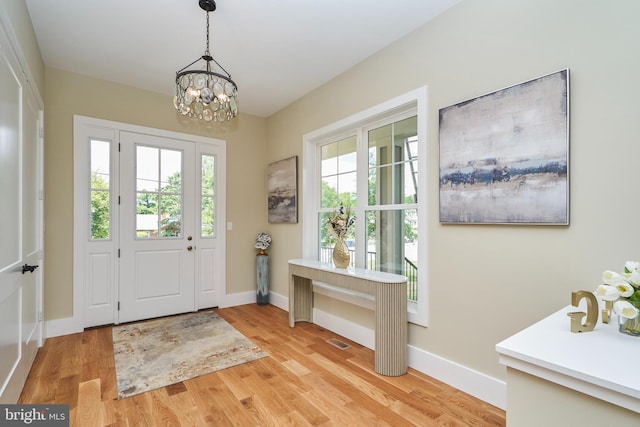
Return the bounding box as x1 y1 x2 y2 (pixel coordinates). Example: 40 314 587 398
219 290 288 311
219 290 256 308
44 316 83 339
313 308 375 349
266 291 288 312
408 344 506 410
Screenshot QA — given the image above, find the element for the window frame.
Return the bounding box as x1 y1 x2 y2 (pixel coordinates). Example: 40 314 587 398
302 87 429 326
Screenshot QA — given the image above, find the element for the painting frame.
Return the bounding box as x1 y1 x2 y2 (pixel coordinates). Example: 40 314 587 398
267 155 298 224
438 69 569 225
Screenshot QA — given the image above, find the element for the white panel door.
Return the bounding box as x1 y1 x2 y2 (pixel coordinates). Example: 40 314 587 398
0 27 43 403
118 132 196 323
0 48 23 402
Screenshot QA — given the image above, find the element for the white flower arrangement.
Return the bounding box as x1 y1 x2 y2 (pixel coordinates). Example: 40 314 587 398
255 232 272 251
326 206 356 240
595 261 640 333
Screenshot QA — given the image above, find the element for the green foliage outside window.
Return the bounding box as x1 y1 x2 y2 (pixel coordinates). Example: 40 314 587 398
91 173 110 239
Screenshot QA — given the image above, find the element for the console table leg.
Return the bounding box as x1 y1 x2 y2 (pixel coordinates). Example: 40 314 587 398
375 282 408 376
290 275 313 326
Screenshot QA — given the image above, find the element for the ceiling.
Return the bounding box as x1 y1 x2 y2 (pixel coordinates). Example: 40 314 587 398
25 0 460 118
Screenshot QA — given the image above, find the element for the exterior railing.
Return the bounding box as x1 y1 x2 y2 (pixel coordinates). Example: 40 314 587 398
320 246 418 301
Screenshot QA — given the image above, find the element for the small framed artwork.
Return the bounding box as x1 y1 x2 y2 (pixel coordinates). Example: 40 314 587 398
439 69 569 225
267 156 298 223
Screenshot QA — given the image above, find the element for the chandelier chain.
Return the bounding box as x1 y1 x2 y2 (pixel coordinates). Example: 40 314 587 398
205 12 210 57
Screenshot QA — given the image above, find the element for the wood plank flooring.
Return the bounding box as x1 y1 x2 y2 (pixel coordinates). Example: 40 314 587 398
19 304 505 426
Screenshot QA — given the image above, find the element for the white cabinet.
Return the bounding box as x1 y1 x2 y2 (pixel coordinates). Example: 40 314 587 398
496 306 640 426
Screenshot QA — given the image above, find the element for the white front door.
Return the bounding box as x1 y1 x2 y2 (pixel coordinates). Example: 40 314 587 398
118 132 196 323
75 117 226 328
0 23 44 403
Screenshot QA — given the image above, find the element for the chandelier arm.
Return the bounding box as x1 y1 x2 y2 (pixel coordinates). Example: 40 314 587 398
210 57 233 80
176 57 204 74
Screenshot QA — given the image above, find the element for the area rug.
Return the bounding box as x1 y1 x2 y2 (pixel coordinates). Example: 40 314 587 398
112 310 268 399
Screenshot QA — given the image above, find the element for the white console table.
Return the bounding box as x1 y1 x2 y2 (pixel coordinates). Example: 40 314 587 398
496 306 640 426
288 259 408 376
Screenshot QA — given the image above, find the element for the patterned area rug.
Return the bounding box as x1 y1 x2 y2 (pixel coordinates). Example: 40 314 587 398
112 310 268 399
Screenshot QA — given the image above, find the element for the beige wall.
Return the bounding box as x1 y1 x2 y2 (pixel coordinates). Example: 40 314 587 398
43 68 268 319
266 0 640 382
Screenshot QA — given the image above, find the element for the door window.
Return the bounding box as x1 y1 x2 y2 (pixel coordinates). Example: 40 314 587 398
135 145 183 238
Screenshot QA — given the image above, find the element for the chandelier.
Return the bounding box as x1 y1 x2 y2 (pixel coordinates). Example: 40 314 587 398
174 0 238 122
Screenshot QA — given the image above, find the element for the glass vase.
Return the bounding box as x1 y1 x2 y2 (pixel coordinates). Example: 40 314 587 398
619 315 640 336
618 299 640 336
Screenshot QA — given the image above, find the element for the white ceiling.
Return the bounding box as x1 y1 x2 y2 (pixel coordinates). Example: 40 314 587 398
25 0 460 118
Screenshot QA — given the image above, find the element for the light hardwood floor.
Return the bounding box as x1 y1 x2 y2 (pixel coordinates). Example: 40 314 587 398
19 304 506 426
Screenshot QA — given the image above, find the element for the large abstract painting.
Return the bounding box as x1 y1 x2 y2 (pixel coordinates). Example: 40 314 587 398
439 69 569 224
268 156 298 223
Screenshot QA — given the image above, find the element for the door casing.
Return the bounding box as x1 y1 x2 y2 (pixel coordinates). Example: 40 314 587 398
73 116 226 328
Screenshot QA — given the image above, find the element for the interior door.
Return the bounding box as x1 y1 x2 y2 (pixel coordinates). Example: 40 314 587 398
0 49 24 402
118 131 196 323
0 30 43 403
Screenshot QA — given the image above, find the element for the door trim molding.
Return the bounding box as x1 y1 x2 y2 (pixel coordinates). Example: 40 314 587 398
73 115 226 328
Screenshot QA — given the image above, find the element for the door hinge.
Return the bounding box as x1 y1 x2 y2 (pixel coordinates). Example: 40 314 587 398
118 143 121 152
117 301 120 311
118 196 121 205
118 249 120 258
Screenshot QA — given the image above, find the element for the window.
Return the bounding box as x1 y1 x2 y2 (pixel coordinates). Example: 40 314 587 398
366 116 419 300
319 136 357 264
200 154 216 237
135 145 183 238
303 87 428 326
90 139 111 240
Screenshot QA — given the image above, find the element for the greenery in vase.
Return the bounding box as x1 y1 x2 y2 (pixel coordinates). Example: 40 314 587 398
596 261 640 333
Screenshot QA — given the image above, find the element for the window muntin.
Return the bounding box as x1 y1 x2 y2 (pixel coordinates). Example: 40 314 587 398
90 139 111 240
201 154 216 237
320 135 357 209
135 145 183 238
368 116 418 205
